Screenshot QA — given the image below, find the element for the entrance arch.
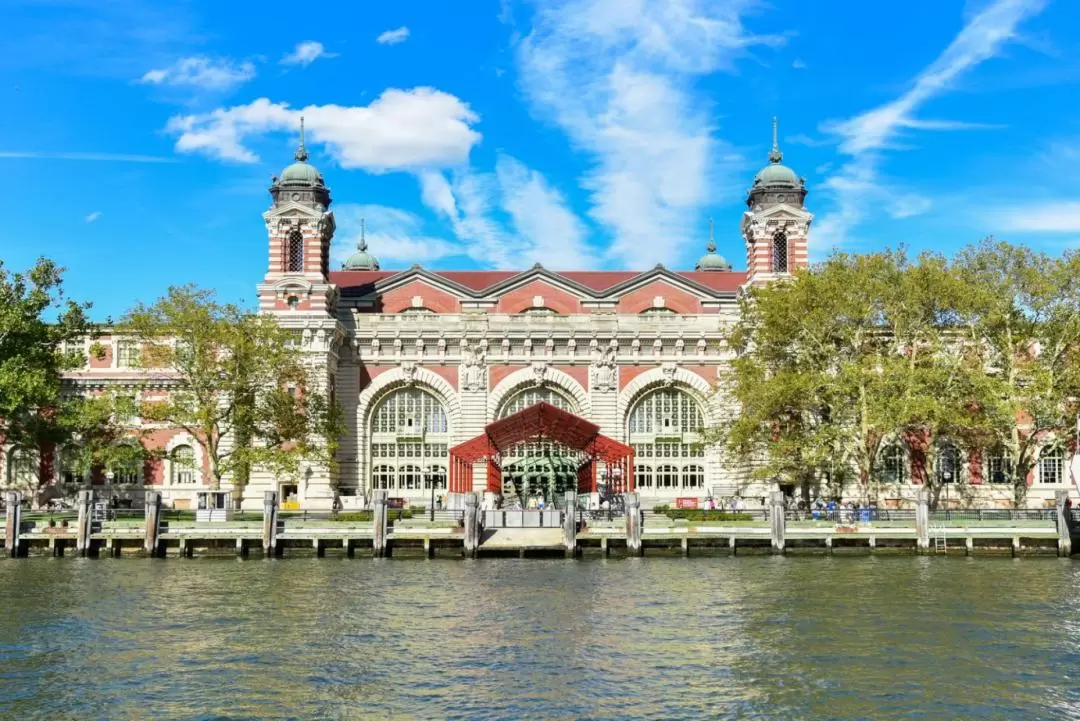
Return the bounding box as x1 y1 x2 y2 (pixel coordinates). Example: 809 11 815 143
448 401 634 497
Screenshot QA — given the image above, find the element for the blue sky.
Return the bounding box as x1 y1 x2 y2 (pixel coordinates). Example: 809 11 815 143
1 0 1078 318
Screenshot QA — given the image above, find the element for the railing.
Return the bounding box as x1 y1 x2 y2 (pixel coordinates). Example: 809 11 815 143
784 508 1058 523
483 509 562 528
647 509 770 522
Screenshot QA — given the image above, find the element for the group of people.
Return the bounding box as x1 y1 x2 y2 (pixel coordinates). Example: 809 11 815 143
702 496 747 513
797 497 877 523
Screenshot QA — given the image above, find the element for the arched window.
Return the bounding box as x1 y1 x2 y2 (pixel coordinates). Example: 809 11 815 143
287 229 304 272
627 388 706 495
521 307 558 316
1039 445 1066 485
772 230 788 273
640 308 677 316
369 388 450 496
879 443 907 484
170 445 196 485
497 387 576 419
986 446 1013 485
6 447 38 488
400 307 435 315
59 445 86 485
934 442 961 485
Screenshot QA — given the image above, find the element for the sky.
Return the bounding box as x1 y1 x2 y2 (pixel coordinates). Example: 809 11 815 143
0 0 1078 319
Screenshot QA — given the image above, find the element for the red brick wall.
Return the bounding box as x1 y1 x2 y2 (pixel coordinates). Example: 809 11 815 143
380 281 461 313
495 281 582 314
616 282 702 314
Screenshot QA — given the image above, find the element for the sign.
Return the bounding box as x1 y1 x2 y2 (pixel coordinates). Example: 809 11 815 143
388 497 407 509
675 497 699 509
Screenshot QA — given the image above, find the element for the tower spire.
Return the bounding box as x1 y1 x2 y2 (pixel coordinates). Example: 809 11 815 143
707 217 716 252
768 116 783 164
359 217 367 251
295 116 309 162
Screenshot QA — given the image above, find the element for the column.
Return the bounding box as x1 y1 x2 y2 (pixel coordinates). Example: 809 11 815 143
915 487 930 553
76 489 93 557
262 491 278 557
372 490 388 557
463 492 480 558
563 490 578 556
624 492 642 556
1056 489 1073 558
4 491 22 558
770 491 786 554
144 491 161 557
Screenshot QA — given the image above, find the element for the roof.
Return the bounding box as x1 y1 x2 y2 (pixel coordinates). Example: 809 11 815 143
328 268 747 296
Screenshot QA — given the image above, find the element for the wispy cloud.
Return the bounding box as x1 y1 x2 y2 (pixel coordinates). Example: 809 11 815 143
992 201 1080 232
333 204 462 266
516 0 785 267
792 58 807 69
84 211 102 223
0 151 178 163
164 89 481 168
376 27 410 45
140 55 256 91
814 0 1046 250
280 41 336 67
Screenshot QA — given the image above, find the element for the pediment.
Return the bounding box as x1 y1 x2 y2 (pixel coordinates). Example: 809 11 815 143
262 202 324 220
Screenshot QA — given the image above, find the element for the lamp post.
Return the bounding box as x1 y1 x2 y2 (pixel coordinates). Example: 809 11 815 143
426 469 435 522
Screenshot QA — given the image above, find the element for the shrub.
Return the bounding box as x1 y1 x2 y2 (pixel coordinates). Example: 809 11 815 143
653 506 755 522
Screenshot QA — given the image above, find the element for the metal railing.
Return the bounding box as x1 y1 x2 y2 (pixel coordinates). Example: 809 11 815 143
784 508 1059 523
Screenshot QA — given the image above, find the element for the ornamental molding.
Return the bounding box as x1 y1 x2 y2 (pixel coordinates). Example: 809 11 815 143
589 342 618 392
487 364 590 418
459 342 488 393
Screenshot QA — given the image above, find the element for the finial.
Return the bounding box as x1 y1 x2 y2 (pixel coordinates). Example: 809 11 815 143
358 217 367 251
707 218 716 252
768 116 783 164
294 116 309 162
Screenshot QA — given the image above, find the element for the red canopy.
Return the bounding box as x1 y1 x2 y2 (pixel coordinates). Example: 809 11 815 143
448 401 634 495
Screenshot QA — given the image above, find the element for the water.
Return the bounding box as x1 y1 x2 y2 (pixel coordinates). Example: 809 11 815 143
1 556 1079 721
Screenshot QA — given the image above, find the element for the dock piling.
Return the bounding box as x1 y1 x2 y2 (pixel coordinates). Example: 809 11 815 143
4 491 22 558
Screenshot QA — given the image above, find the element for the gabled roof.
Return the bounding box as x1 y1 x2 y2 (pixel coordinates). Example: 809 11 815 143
329 266 747 299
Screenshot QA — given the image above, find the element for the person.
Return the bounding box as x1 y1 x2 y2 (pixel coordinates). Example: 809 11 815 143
435 496 443 511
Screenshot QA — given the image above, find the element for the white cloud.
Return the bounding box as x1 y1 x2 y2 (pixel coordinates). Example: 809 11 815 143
333 204 463 266
139 56 256 90
376 27 410 45
992 201 1080 232
84 211 102 223
516 0 785 267
280 41 336 67
417 157 594 269
792 58 807 69
814 0 1046 250
164 88 482 169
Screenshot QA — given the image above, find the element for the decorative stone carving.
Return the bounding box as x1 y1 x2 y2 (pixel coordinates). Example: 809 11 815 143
661 362 678 387
653 338 663 358
461 343 487 392
531 362 549 387
400 361 418 387
567 336 577 364
590 343 618 392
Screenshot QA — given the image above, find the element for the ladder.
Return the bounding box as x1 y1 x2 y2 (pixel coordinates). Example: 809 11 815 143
932 523 947 553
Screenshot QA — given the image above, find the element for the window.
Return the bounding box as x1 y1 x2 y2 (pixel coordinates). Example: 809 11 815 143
1039 446 1066 485
170 445 196 485
879 443 907 484
772 230 788 273
521 307 558 316
116 340 140 368
59 446 86 485
986 450 1013 485
369 388 450 495
497 387 579 463
287 229 304 272
6 447 38 487
628 388 706 495
640 308 677 316
935 442 961 485
400 307 435 315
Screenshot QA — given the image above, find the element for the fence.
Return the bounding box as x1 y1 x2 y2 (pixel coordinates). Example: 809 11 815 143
785 508 1058 523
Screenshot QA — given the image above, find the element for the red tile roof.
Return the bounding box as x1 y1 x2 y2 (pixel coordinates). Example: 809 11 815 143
328 269 746 294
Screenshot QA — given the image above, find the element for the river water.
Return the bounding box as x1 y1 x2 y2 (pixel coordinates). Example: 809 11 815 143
1 556 1079 720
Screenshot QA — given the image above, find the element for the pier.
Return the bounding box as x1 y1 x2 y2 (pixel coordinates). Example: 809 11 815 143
2 490 1076 560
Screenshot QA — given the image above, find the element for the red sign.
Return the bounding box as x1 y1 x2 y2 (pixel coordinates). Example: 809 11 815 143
388 497 407 509
675 497 699 509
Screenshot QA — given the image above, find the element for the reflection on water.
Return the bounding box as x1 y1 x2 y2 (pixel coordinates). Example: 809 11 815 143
1 557 1079 720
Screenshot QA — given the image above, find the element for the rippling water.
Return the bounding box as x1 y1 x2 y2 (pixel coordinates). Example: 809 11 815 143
1 556 1079 720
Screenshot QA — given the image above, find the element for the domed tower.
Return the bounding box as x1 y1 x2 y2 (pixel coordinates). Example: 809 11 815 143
695 219 732 271
741 117 813 286
257 118 338 314
342 218 380 271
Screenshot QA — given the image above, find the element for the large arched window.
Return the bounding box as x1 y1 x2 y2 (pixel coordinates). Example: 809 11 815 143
497 387 576 419
369 388 449 496
1039 445 1066 485
878 443 907 484
934 442 962 485
627 388 705 494
772 230 788 273
287 229 304 272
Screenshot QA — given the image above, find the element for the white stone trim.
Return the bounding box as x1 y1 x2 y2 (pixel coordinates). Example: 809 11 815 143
487 365 590 418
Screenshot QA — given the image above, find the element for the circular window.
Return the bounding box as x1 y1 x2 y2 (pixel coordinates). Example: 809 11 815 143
777 194 787 202
291 192 301 201
286 295 300 309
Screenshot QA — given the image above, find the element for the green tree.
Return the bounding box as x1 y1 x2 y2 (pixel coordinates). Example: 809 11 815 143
120 286 340 501
952 239 1080 505
0 257 91 461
